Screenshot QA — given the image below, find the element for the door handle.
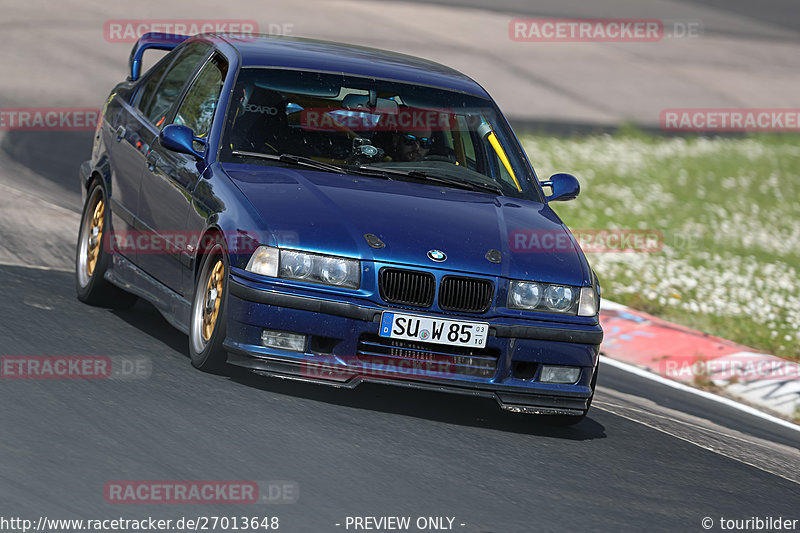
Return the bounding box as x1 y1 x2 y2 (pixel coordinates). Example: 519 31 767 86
115 125 126 142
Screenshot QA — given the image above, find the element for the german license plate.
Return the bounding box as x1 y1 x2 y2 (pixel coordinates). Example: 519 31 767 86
379 312 488 348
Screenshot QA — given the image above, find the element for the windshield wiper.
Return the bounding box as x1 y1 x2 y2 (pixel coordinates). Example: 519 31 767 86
232 151 347 174
356 165 503 195
231 152 502 194
234 150 398 181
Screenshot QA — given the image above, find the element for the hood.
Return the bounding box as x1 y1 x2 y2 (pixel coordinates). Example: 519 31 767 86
223 163 589 285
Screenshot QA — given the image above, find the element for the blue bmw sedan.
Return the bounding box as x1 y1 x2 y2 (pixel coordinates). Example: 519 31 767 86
77 32 602 424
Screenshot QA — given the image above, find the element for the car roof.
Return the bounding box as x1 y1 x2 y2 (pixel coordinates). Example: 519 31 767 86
211 34 491 98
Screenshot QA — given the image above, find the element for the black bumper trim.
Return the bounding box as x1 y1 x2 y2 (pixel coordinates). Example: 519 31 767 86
230 279 380 322
230 279 602 345
225 351 590 414
496 392 588 411
491 324 602 344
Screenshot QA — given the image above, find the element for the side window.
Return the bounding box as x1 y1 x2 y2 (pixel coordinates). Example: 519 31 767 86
134 59 170 112
455 116 479 171
140 43 211 128
173 54 228 139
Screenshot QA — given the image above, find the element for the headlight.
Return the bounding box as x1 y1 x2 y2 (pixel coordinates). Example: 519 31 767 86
246 246 360 289
319 256 351 285
508 281 542 310
508 280 579 314
280 250 313 279
544 285 575 312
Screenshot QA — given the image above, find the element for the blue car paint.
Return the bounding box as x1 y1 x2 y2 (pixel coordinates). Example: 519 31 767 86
233 37 491 98
223 164 592 300
81 33 602 416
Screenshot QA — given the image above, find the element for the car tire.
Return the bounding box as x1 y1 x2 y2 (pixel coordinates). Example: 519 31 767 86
75 181 138 309
189 235 229 372
540 365 598 426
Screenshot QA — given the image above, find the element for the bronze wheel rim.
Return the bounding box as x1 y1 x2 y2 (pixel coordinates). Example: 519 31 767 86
201 259 224 342
86 197 104 278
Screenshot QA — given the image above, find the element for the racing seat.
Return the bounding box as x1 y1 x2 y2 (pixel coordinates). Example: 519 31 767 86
229 86 301 155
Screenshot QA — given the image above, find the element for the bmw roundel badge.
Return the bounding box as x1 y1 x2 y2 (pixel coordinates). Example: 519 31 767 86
427 250 447 262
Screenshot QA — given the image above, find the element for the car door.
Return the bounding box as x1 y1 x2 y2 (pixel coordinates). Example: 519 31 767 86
137 51 227 294
107 53 174 264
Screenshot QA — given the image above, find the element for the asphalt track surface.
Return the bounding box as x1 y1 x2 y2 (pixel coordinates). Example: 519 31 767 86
1 1 800 532
2 263 800 532
3 131 800 532
406 0 800 39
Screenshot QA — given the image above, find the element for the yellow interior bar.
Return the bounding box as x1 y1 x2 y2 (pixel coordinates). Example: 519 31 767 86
487 131 521 192
452 128 467 166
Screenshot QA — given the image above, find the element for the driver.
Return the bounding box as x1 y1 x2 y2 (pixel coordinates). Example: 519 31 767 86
387 128 433 162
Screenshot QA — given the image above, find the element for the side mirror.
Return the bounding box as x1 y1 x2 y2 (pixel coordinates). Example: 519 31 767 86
541 173 580 202
158 124 205 160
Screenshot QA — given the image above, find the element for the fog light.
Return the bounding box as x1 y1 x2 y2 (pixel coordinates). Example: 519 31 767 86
540 365 581 384
261 329 307 352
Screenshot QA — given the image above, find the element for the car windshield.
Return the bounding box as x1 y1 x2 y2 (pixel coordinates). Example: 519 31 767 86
220 67 543 201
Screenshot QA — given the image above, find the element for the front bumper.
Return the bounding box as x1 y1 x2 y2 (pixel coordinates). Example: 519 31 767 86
225 274 602 415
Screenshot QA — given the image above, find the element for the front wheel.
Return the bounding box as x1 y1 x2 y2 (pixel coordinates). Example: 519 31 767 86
189 237 229 372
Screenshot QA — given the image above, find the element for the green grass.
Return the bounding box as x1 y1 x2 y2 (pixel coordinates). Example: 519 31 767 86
519 131 800 361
